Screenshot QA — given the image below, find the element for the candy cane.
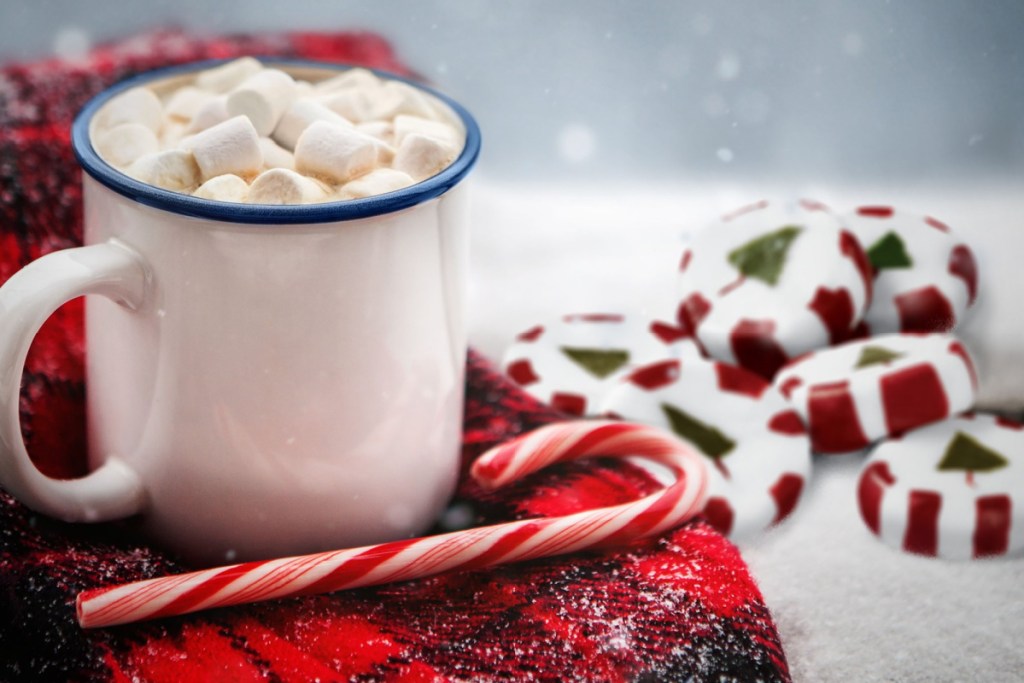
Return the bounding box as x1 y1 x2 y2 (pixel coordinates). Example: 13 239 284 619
77 420 708 629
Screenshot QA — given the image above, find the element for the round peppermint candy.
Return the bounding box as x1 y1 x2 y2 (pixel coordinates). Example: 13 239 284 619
502 313 681 416
599 355 811 540
858 413 1024 559
774 333 978 454
842 206 979 334
676 199 873 379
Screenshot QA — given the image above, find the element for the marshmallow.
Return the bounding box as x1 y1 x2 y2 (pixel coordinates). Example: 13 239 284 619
248 168 328 205
258 137 295 170
294 120 380 183
160 121 189 149
368 81 438 121
314 68 381 94
193 174 250 202
127 149 200 192
94 123 159 168
295 81 314 98
340 168 415 199
164 85 212 122
97 86 163 133
186 95 229 133
393 115 461 148
226 69 298 136
194 57 263 94
355 121 394 145
319 89 375 123
392 133 458 181
185 115 262 181
272 99 352 151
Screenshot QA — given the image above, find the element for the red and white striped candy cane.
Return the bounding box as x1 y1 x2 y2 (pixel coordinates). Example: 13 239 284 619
76 420 708 629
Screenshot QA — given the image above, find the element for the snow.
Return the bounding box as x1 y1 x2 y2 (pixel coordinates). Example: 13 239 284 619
467 177 1024 683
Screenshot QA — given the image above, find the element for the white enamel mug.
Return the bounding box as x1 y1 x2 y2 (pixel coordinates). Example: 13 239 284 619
0 61 481 566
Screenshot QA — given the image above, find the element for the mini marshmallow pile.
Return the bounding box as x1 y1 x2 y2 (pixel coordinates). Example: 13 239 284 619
90 58 464 204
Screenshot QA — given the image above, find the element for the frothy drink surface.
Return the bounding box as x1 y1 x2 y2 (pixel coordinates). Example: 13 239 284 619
90 58 465 204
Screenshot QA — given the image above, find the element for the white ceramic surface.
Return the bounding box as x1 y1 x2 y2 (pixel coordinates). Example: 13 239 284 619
0 64 475 566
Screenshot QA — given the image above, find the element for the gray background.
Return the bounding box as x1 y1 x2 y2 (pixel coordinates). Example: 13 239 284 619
2 0 1023 185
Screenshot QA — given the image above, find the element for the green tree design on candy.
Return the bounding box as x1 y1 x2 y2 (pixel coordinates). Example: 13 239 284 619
726 225 802 286
937 431 1009 486
560 347 630 379
661 402 736 479
855 345 905 369
866 231 913 270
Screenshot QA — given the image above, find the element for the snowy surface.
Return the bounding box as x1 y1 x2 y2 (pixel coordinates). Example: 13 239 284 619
467 178 1024 683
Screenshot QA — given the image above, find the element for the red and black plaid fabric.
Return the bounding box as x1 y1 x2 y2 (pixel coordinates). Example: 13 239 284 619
0 31 790 682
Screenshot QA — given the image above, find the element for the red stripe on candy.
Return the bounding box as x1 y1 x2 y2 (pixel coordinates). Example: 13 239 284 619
563 313 624 323
602 480 689 547
516 325 544 342
995 415 1024 430
298 538 423 597
679 249 693 272
799 198 831 212
703 496 734 536
840 230 874 303
880 363 949 435
770 474 804 524
948 340 978 391
904 490 941 556
562 422 638 460
924 216 951 233
627 359 680 390
551 393 587 416
768 410 806 435
856 206 894 218
974 495 1012 557
147 560 272 620
506 359 540 386
948 244 978 306
778 376 803 399
807 380 871 452
649 320 690 344
857 461 895 535
459 522 545 571
895 286 955 332
722 200 769 222
676 292 712 336
715 362 767 398
729 319 789 380
840 320 871 343
807 286 855 344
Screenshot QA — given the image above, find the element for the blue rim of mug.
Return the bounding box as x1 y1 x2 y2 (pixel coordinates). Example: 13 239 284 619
71 58 481 224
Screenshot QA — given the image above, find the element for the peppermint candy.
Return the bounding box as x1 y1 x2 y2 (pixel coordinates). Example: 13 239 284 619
774 333 978 454
842 206 979 334
676 199 873 379
600 355 811 540
502 313 681 416
857 414 1024 559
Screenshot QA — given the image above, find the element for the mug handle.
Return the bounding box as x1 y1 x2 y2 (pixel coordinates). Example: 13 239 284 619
0 239 148 522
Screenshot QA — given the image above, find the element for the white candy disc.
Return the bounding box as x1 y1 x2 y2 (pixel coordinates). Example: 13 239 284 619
676 199 873 379
774 333 978 454
501 314 680 417
599 356 810 540
858 413 1024 559
841 206 979 334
